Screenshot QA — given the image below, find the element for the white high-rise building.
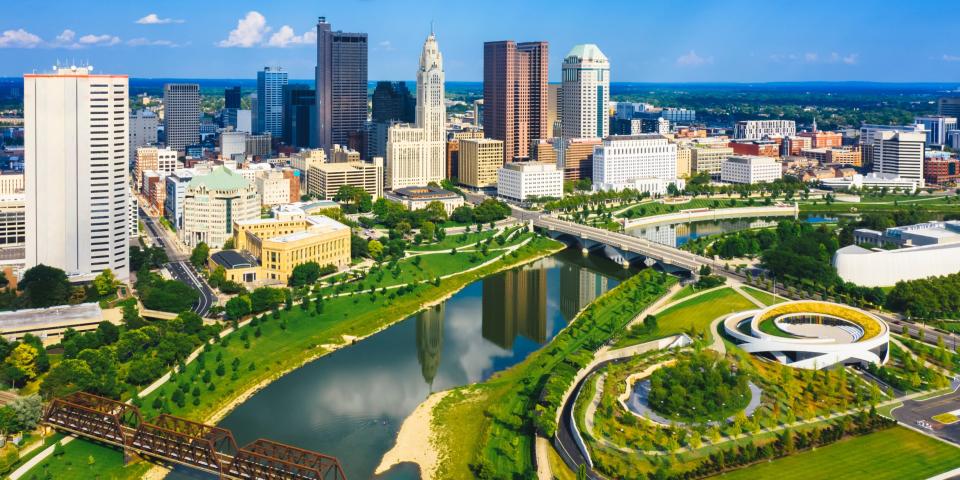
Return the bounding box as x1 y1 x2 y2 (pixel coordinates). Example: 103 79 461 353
24 66 130 281
872 130 926 186
592 135 680 195
256 67 288 137
560 44 610 139
129 109 158 161
733 120 796 140
386 32 446 190
497 162 563 202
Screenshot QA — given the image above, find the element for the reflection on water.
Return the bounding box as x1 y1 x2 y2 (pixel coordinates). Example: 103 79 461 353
628 218 782 247
165 248 632 480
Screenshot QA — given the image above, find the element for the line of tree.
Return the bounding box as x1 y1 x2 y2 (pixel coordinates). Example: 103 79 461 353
135 264 199 313
885 270 960 319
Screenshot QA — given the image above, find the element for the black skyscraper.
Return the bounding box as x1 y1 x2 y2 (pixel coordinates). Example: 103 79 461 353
282 84 316 148
224 86 241 109
371 81 415 124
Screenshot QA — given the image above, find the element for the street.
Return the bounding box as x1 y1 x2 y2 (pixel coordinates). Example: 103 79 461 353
138 207 217 317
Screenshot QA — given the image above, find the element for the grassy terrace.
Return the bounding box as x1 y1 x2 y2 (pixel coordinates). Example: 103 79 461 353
24 438 151 480
617 198 756 219
431 270 675 479
716 426 960 480
743 286 788 307
137 235 563 422
405 229 498 252
613 287 757 348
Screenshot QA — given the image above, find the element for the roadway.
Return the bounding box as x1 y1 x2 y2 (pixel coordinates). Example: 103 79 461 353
892 381 960 446
139 207 217 317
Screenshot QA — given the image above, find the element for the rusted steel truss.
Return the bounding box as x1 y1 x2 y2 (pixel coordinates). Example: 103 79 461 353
129 414 238 474
228 439 347 480
42 393 348 480
42 391 142 446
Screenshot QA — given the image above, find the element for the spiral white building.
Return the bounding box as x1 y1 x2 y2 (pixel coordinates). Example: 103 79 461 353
723 301 889 370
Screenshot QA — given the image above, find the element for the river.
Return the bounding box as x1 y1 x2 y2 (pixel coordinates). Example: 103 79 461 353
166 248 633 480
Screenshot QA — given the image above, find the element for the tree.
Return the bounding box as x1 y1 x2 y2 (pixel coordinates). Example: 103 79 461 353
122 303 146 329
222 237 235 250
208 265 227 289
7 395 42 433
225 295 252 320
190 242 210 269
289 262 323 287
420 221 436 242
368 239 385 260
18 264 71 308
40 359 94 399
92 269 118 297
6 343 38 380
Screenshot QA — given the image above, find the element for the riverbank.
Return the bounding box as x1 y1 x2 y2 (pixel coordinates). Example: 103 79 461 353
375 390 451 479
134 235 565 426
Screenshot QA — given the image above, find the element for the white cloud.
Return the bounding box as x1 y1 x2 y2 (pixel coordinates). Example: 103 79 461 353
0 29 42 48
136 13 184 25
842 53 859 65
266 25 316 47
944 54 960 63
376 40 395 51
770 51 858 65
218 11 269 48
676 50 712 67
804 52 819 62
55 29 75 43
127 37 183 47
78 34 120 46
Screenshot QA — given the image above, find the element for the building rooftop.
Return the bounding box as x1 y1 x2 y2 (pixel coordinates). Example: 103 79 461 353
187 166 250 191
211 250 259 269
388 185 459 200
502 161 559 172
0 302 102 331
565 43 608 62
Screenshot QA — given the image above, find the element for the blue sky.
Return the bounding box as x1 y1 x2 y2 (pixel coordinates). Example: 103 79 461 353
3 0 960 82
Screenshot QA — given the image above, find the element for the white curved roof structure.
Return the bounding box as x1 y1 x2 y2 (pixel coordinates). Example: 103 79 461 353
723 301 889 370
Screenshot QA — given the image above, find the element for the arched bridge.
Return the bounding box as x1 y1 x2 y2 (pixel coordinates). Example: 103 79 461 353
533 216 715 273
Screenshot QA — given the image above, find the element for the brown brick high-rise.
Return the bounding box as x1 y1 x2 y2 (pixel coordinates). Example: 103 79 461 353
483 40 549 164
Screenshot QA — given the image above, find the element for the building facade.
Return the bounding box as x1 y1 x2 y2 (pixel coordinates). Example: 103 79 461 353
129 109 158 162
135 147 178 190
557 137 602 181
256 67 288 137
592 135 678 193
180 166 260 248
497 162 564 202
560 44 610 140
690 144 734 176
733 120 796 140
163 83 200 151
307 161 383 201
914 115 957 147
24 67 130 281
720 155 783 184
459 138 504 188
315 17 368 152
385 185 464 214
872 130 925 186
281 84 315 148
483 40 549 163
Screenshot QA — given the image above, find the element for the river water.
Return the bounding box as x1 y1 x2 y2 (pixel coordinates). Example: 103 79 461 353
166 248 633 480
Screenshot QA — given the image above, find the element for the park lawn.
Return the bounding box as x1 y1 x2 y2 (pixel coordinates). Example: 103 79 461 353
715 426 960 480
138 235 564 422
617 197 756 219
742 286 788 306
406 229 499 252
546 444 577 480
24 438 151 480
667 284 696 303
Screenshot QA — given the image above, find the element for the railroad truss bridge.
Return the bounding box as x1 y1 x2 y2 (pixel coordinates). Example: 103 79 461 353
43 391 347 479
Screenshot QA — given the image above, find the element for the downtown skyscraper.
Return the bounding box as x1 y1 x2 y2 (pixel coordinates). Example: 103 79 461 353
560 44 610 140
385 32 447 190
24 66 130 281
315 16 368 152
256 66 288 137
163 83 200 151
482 40 549 163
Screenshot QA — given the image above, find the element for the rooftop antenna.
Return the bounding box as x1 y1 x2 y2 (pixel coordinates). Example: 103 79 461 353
430 20 434 36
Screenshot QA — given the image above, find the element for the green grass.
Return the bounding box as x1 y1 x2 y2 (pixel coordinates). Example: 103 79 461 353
667 284 697 302
138 235 564 422
742 286 788 306
407 229 499 252
716 426 960 480
23 438 151 480
613 287 756 348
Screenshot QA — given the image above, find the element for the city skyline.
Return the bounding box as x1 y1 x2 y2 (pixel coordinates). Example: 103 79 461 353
2 0 960 82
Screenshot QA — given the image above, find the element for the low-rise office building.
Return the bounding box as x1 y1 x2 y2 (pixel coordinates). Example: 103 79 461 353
458 138 504 189
924 157 960 185
690 144 734 176
497 162 563 202
232 208 351 284
255 169 291 206
307 160 383 201
819 172 919 193
0 302 106 346
385 185 464 214
180 166 260 248
720 155 782 184
800 147 862 166
592 135 680 194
